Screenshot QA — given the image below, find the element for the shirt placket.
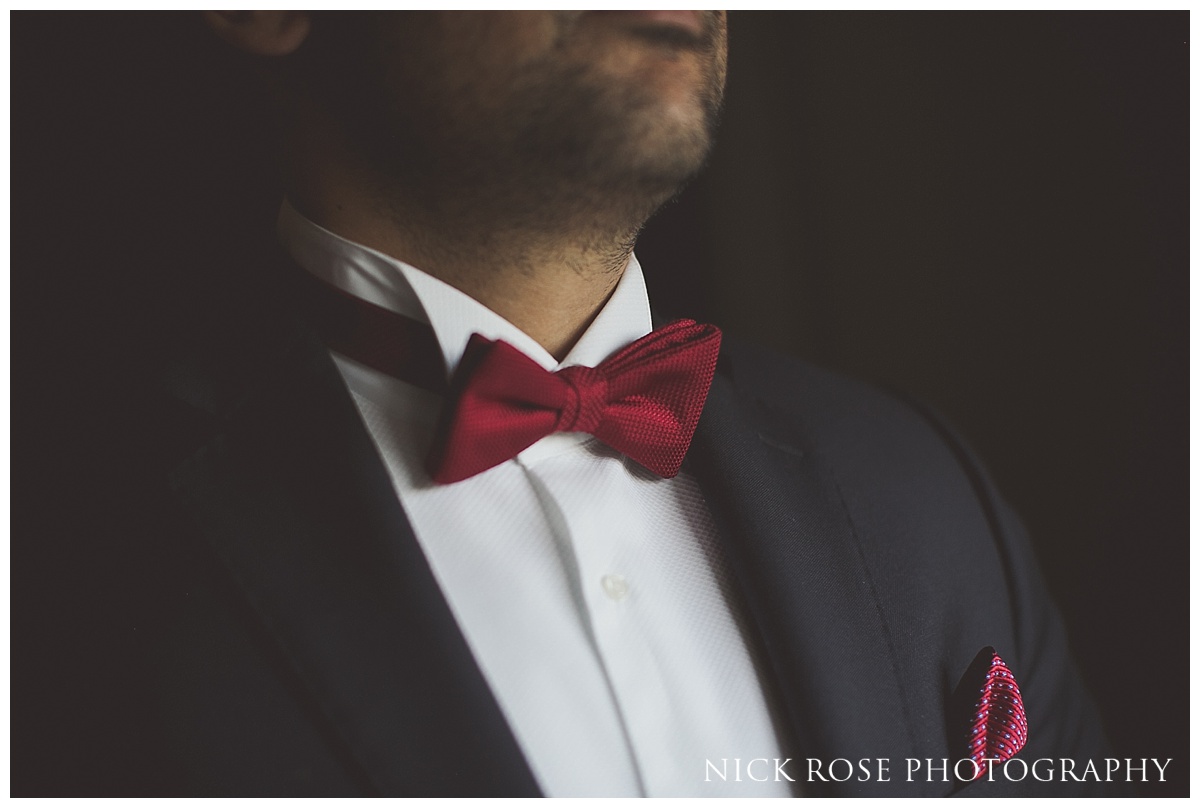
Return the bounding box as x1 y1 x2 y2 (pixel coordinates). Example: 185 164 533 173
522 447 692 797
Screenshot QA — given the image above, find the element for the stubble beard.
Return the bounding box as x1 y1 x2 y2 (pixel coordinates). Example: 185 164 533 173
309 15 726 268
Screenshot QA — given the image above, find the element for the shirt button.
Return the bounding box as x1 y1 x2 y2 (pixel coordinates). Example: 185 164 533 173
601 574 629 601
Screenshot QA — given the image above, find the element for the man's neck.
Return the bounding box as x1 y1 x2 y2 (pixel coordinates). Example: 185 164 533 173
288 188 638 361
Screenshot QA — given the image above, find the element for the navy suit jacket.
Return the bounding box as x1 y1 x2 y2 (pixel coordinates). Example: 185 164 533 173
14 254 1114 796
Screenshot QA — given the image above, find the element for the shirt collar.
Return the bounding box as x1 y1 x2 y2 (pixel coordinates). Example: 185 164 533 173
277 199 653 381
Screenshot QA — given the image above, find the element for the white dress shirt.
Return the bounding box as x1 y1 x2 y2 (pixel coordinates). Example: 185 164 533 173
278 201 792 797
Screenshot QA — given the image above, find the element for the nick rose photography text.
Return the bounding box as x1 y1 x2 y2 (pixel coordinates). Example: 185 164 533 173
704 757 1171 784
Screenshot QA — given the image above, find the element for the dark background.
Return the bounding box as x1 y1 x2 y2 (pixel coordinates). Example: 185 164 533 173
14 12 1188 796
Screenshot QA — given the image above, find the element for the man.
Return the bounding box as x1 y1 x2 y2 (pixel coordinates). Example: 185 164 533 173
14 11 1114 796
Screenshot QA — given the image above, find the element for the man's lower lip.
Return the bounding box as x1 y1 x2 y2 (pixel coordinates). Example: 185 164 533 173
587 10 704 36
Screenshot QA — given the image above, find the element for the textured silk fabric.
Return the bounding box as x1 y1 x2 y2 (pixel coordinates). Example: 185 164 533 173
427 322 721 483
277 201 791 797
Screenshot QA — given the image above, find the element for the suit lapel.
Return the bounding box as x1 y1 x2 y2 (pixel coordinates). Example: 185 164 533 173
168 323 540 797
690 356 926 797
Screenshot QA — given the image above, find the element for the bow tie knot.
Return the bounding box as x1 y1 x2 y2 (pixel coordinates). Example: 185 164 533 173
556 365 610 433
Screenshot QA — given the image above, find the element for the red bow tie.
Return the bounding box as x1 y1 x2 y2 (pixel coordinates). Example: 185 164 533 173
428 320 721 483
298 270 722 484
